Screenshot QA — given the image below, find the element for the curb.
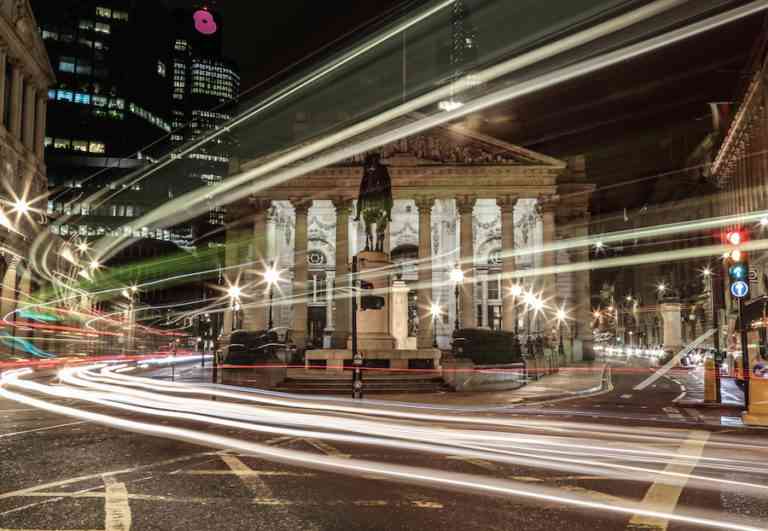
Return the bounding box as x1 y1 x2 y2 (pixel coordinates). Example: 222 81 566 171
503 364 613 408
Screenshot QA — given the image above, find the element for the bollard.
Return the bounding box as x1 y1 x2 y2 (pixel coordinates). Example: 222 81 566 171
704 358 717 403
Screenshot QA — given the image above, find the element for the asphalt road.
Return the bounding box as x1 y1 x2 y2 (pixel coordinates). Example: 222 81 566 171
1 360 767 531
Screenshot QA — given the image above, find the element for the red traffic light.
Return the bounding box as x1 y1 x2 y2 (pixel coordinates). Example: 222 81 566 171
726 230 747 246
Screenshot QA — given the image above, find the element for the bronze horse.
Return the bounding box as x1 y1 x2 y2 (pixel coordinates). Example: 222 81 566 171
355 154 394 253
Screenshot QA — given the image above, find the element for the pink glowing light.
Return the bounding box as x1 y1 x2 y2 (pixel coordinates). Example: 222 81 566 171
193 9 218 35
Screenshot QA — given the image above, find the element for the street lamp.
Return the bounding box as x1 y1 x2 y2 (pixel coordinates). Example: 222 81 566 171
555 307 567 357
450 267 464 332
429 303 441 348
262 262 281 331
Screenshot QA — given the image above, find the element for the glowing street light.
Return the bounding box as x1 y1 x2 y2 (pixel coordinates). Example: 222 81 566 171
11 198 30 215
760 217 768 227
262 262 281 330
657 282 667 294
77 241 89 253
89 259 101 271
227 285 241 300
702 267 712 277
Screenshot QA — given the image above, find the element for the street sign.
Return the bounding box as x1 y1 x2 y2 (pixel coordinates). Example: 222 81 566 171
749 268 759 282
731 280 749 298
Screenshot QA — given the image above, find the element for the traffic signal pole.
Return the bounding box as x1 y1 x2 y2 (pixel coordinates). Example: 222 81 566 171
739 297 750 408
351 256 363 399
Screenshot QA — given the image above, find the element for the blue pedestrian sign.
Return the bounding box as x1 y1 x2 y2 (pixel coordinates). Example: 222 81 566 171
731 280 749 298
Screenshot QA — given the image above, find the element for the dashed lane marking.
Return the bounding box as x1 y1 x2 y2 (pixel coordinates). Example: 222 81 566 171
0 421 86 439
627 430 710 531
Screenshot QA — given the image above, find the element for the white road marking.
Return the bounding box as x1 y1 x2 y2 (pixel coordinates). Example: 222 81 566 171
634 330 715 391
672 391 687 403
662 407 684 420
627 430 710 530
620 394 633 400
0 421 86 439
103 476 132 531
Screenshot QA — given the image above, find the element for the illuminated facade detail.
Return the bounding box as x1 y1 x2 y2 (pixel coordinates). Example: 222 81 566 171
227 127 594 358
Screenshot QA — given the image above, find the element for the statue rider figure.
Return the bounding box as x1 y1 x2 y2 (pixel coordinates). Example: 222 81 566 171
355 153 394 253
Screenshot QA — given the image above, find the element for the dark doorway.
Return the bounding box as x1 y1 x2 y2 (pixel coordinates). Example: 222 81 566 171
308 306 327 349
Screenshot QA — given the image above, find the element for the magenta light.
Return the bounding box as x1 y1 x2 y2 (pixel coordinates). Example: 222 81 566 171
193 9 218 35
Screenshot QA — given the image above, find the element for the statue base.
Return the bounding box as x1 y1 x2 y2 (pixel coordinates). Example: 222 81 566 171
353 250 397 352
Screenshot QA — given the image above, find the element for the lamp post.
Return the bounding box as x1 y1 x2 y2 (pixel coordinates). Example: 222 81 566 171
450 267 464 332
263 262 280 331
227 285 241 332
555 308 567 358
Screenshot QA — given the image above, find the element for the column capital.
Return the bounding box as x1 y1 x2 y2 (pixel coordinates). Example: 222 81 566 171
291 199 311 215
414 196 434 212
330 197 353 215
249 197 272 211
456 196 475 215
498 195 518 213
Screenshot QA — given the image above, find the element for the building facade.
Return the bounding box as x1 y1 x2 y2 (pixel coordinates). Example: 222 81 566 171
0 0 55 348
225 123 594 362
35 1 177 244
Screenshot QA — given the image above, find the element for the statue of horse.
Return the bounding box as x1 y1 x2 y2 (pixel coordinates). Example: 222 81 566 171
355 154 393 253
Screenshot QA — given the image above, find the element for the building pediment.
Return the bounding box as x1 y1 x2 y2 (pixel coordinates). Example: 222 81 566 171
0 0 56 84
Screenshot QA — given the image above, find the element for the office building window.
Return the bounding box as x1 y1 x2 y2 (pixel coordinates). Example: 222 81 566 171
54 138 71 149
79 19 94 30
59 57 75 73
96 6 112 18
93 95 107 107
73 92 91 105
42 29 58 40
44 137 53 147
72 140 88 152
89 141 105 154
76 61 92 75
56 90 74 102
112 10 129 21
94 22 111 34
157 61 166 77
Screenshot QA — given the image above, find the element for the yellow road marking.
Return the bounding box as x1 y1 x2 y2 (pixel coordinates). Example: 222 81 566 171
103 476 131 531
627 430 710 530
303 439 350 458
181 470 314 477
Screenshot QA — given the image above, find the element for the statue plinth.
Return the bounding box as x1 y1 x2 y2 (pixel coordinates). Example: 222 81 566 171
347 250 396 351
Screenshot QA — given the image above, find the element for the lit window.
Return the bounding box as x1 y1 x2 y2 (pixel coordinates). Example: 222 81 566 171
92 95 107 107
79 19 94 30
112 10 129 21
47 89 56 100
94 22 111 34
76 62 92 75
56 90 74 102
54 138 71 149
44 137 53 147
74 92 91 105
126 205 134 217
78 37 94 48
174 39 188 51
96 6 112 18
42 29 58 40
94 40 105 50
89 141 105 154
72 140 88 152
157 61 166 77
59 57 75 73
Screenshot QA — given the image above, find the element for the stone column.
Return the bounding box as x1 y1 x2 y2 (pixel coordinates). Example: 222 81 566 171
22 83 35 150
416 197 434 349
480 271 489 328
241 199 271 331
0 257 20 321
541 204 557 304
390 280 410 349
0 49 7 130
457 196 475 328
291 201 309 349
332 199 351 348
8 63 23 140
499 196 517 332
34 95 47 159
661 302 683 354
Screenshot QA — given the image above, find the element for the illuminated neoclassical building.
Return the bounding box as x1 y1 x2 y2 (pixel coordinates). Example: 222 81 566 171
0 0 55 328
225 122 594 364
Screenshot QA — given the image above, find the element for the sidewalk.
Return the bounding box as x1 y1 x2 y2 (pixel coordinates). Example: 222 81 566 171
675 365 744 407
370 363 608 406
147 361 609 407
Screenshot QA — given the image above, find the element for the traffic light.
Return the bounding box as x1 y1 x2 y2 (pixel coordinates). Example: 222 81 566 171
726 229 749 299
359 280 385 311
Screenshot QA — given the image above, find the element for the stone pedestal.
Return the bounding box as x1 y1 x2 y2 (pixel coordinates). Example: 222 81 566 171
660 302 682 354
348 251 396 351
391 280 410 349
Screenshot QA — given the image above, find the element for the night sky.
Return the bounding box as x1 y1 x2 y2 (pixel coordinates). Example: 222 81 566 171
163 1 406 91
